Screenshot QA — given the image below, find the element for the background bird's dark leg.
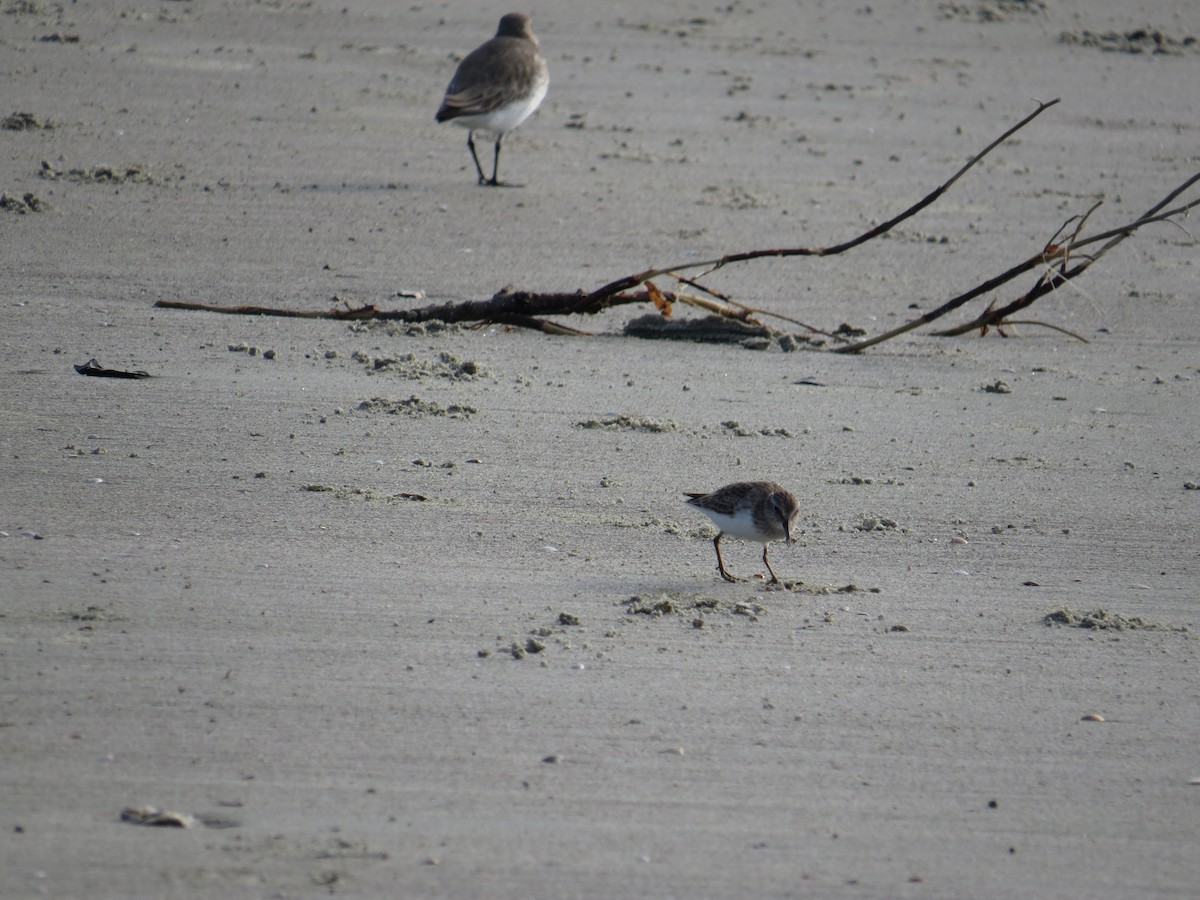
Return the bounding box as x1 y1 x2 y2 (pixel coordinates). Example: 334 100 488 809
488 135 504 186
466 131 487 185
762 546 780 584
714 534 737 582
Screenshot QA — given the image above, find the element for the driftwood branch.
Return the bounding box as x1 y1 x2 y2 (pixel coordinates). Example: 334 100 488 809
156 98 1198 350
155 290 654 335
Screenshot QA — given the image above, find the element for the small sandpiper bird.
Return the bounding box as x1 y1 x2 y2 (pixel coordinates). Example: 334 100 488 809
435 13 549 186
685 481 800 584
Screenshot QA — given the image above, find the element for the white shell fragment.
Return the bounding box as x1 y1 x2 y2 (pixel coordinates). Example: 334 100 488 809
120 806 197 828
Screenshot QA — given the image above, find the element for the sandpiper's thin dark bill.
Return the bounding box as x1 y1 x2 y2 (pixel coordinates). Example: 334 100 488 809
435 13 549 186
685 481 800 584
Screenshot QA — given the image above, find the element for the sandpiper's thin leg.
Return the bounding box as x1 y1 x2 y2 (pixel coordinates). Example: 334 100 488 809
714 533 737 582
762 545 780 584
466 131 487 185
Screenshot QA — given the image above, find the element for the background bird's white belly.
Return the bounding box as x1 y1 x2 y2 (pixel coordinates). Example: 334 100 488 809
455 84 547 134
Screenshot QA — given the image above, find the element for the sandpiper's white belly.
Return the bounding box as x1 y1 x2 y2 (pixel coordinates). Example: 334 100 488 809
700 508 779 543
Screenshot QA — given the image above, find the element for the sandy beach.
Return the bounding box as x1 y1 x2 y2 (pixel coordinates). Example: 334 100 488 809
2 0 1198 896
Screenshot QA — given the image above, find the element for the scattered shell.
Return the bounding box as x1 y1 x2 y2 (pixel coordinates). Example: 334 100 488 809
120 806 196 828
1080 713 1105 722
950 535 968 545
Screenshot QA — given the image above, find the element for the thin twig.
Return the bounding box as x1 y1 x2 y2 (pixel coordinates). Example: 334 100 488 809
580 98 1062 305
668 272 841 339
997 320 1091 342
837 180 1200 352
